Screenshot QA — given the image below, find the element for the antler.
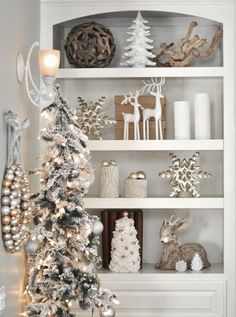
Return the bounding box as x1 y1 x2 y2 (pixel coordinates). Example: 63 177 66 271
141 77 165 94
121 90 140 105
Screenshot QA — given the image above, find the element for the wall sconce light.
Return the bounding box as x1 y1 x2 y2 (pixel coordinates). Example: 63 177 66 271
0 286 6 314
16 41 60 108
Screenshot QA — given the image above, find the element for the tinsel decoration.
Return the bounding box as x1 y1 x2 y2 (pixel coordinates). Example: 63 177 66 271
191 253 204 271
175 260 187 272
25 85 116 317
159 152 212 197
76 96 116 140
1 111 32 253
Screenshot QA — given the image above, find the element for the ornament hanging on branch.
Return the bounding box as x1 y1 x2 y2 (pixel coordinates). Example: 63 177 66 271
1 111 33 253
109 215 141 273
121 11 156 67
76 96 116 140
25 85 117 317
155 21 223 67
159 152 212 198
191 253 204 271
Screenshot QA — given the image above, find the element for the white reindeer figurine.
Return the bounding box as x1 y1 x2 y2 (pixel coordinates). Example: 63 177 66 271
121 90 142 140
142 77 165 140
156 215 210 270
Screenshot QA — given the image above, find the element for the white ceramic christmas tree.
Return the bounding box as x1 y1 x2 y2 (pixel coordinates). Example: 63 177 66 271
109 216 141 272
191 253 204 271
121 11 156 67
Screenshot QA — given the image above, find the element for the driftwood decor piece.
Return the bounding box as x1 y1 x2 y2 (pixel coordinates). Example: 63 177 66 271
155 21 223 67
64 22 116 68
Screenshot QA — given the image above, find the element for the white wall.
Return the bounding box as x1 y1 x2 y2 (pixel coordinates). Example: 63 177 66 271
0 1 40 316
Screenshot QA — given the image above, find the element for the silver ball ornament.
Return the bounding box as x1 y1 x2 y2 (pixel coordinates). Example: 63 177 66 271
5 173 15 181
12 233 21 241
2 225 11 233
136 171 146 180
1 206 10 215
25 239 39 254
11 190 19 198
11 226 20 235
11 218 19 226
2 187 11 196
11 199 21 208
99 305 116 317
4 239 14 247
129 172 138 180
13 182 20 189
66 202 76 212
92 220 104 235
2 196 10 205
3 233 12 241
109 160 117 166
21 202 29 210
101 160 109 167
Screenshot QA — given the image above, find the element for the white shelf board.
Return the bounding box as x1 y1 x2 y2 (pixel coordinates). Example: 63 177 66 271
84 197 223 209
57 67 224 79
86 140 223 151
98 263 224 280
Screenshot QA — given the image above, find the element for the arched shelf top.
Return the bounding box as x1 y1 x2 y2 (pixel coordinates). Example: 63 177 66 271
52 10 223 28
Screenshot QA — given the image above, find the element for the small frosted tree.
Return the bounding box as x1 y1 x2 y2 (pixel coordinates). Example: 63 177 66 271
109 216 140 272
121 11 156 67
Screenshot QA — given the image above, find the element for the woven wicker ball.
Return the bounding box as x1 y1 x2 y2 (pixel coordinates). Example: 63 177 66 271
64 22 116 68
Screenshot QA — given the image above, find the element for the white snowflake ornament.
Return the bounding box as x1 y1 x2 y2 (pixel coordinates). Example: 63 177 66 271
191 253 204 271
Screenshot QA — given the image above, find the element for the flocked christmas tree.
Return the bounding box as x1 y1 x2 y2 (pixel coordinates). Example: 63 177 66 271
25 85 116 317
121 11 156 67
109 216 140 273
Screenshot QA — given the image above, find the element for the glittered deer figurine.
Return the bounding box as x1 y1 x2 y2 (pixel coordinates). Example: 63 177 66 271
141 77 165 140
121 90 142 140
156 215 210 270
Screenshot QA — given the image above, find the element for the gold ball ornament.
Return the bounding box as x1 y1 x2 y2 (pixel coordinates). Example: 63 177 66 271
2 216 11 225
3 180 12 187
99 305 116 317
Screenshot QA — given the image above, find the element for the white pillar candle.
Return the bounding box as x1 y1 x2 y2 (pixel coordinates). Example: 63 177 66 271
174 101 191 139
194 93 211 139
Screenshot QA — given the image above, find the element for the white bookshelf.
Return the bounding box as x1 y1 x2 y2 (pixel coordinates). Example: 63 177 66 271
41 1 235 316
